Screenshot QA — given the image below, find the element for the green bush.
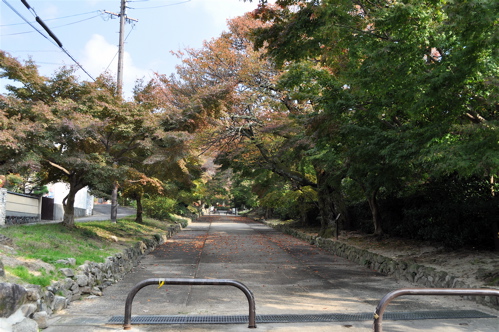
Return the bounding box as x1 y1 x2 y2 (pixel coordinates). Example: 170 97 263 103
380 176 498 249
142 196 177 221
345 175 498 250
170 215 190 228
260 187 317 223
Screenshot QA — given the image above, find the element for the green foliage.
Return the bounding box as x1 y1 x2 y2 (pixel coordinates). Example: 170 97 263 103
260 185 317 221
349 175 499 249
2 173 24 193
0 51 203 229
169 215 190 228
231 175 259 209
250 0 499 240
142 196 177 220
392 176 498 249
203 169 233 207
5 266 57 287
32 185 49 196
174 203 199 218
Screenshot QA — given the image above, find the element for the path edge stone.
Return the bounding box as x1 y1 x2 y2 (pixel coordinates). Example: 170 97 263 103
263 220 499 310
0 223 182 331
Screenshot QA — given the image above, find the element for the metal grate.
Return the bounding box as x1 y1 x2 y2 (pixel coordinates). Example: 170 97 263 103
108 310 495 325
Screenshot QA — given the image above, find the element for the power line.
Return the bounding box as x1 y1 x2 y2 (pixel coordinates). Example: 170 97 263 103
7 50 60 53
104 23 136 73
0 10 100 26
20 0 39 17
60 47 95 81
1 0 59 47
1 14 103 36
2 0 95 81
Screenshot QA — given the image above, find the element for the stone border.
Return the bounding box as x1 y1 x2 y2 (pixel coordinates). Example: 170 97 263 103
265 221 499 310
5 216 40 225
0 224 182 331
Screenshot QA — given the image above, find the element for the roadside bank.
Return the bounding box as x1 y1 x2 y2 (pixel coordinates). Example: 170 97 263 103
262 220 499 310
0 219 183 332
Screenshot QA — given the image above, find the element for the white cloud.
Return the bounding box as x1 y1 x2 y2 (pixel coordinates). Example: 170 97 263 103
39 4 60 19
82 34 118 75
190 0 260 30
82 34 150 97
84 0 109 6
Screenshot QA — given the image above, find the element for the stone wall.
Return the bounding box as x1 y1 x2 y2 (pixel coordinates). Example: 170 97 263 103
267 222 499 310
5 192 41 224
0 225 181 331
5 216 40 226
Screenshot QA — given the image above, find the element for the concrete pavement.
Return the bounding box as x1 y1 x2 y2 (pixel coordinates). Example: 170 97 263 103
76 204 137 222
44 215 499 331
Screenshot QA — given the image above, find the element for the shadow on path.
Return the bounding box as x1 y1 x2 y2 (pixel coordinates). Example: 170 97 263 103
44 215 499 332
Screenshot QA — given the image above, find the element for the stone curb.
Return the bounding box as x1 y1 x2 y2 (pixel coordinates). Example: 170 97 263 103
0 224 182 331
263 221 499 310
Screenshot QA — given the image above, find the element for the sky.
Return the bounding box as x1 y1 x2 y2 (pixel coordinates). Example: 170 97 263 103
0 0 264 99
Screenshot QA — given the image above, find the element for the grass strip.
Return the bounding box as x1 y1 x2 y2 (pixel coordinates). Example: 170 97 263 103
0 215 177 285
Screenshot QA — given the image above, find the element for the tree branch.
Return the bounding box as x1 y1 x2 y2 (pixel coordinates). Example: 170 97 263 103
46 160 70 175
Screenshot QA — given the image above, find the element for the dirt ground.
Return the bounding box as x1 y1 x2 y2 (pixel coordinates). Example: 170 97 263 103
311 228 499 289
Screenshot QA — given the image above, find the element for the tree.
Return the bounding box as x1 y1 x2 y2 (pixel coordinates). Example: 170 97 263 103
251 0 499 238
121 168 163 223
0 51 166 227
154 14 345 234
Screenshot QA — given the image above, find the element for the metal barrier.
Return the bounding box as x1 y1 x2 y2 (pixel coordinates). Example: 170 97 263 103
123 278 256 330
373 288 499 332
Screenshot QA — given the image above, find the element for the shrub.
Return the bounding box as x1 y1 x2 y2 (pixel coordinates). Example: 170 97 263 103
142 196 177 221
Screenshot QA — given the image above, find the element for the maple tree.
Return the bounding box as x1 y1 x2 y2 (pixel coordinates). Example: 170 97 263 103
250 0 499 241
0 51 167 228
153 13 345 234
121 168 163 224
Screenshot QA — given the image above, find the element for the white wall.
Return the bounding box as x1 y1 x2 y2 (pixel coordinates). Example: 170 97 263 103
46 183 94 220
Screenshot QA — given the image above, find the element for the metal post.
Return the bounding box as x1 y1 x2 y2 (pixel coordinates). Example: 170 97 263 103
123 278 257 330
373 288 499 332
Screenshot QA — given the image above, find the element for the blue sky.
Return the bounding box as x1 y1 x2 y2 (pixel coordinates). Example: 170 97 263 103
0 0 263 98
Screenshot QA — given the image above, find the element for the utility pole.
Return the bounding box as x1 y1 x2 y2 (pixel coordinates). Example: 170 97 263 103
117 0 126 95
104 0 137 222
103 0 138 95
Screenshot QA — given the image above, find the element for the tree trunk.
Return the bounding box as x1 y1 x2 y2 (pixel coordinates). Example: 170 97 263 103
111 182 118 223
135 194 143 224
62 183 81 228
316 169 337 238
490 175 499 251
297 195 307 226
330 176 353 231
62 193 76 228
265 208 271 219
367 188 383 235
492 219 499 252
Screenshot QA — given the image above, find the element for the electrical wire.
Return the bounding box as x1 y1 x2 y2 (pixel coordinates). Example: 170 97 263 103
105 23 136 73
7 50 60 53
1 0 59 47
20 0 39 17
2 0 95 81
61 46 95 81
0 10 100 26
1 14 102 36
